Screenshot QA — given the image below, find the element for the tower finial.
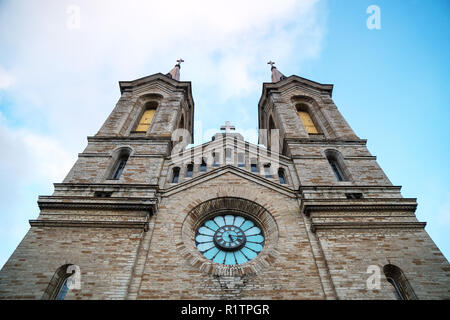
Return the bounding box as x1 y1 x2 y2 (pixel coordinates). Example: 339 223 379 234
166 58 184 81
267 60 286 83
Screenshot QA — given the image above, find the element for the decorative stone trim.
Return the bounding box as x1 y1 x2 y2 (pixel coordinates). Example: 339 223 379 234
175 197 279 276
29 219 149 231
310 222 426 233
37 199 156 213
302 202 417 216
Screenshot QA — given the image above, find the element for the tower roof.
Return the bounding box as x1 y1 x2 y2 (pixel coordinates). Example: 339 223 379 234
166 58 184 81
267 61 286 83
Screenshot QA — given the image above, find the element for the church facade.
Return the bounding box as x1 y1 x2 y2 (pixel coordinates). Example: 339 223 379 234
0 62 448 300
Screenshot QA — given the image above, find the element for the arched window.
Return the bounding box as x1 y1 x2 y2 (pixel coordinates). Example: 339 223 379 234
325 149 348 182
171 167 180 183
296 103 319 134
136 101 158 132
186 163 193 178
278 168 287 184
383 264 418 300
178 114 185 129
268 116 276 150
41 264 75 300
200 158 207 172
264 164 272 178
109 148 131 180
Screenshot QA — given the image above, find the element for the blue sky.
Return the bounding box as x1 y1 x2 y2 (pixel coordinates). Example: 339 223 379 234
0 0 449 268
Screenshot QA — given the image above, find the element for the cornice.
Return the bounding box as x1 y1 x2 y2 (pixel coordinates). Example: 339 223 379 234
302 200 417 216
29 219 149 231
38 198 156 213
310 221 426 233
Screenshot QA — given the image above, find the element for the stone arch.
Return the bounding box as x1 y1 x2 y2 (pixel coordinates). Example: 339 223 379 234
133 93 164 132
105 146 134 180
324 148 351 182
291 95 324 135
176 197 279 276
383 264 418 300
41 264 74 300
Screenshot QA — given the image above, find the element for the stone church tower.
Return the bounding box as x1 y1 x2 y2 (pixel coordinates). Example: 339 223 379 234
0 61 448 300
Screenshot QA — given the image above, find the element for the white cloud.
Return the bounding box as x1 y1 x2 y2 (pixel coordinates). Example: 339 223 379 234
0 66 14 89
0 112 74 183
0 0 326 267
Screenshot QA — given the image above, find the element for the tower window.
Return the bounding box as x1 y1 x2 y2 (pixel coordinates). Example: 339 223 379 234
41 264 75 300
172 167 180 183
383 264 418 300
325 150 348 182
329 159 344 181
278 168 286 184
112 157 127 180
296 104 319 134
136 101 157 132
186 163 194 178
109 148 131 180
386 277 404 300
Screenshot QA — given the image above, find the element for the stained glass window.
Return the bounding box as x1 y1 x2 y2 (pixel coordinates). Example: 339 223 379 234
196 214 265 265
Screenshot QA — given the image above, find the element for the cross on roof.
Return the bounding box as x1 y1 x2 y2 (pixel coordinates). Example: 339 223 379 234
220 121 236 134
176 58 184 66
267 61 276 68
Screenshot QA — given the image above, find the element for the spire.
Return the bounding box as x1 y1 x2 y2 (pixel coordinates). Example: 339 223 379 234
166 58 184 81
267 61 286 83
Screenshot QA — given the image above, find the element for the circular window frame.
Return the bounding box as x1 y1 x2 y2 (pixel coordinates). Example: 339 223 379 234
177 197 279 276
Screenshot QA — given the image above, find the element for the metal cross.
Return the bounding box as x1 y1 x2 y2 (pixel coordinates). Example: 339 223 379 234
267 61 276 68
220 121 236 134
176 58 184 66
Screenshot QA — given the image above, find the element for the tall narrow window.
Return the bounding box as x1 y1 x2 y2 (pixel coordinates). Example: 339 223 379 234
109 148 131 180
178 114 185 129
200 158 207 172
172 167 180 183
325 150 348 182
251 163 258 173
264 164 272 178
268 116 276 150
41 264 75 300
386 277 404 300
329 159 344 181
383 264 418 300
186 163 193 178
296 104 319 134
112 157 127 180
56 278 71 300
136 101 157 132
238 153 245 167
225 148 232 162
213 152 220 167
278 168 286 184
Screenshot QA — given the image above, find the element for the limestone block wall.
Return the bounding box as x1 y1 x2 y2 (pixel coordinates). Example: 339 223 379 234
0 226 143 299
63 140 169 185
135 172 327 299
315 228 450 299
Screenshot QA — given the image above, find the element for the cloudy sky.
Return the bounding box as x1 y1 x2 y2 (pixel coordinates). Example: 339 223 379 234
0 0 449 268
